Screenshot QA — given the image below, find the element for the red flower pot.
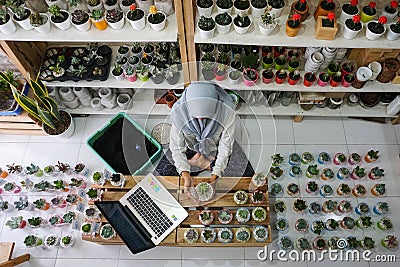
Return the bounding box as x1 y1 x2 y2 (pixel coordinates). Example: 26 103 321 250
243 69 259 87
317 73 330 86
303 72 316 87
342 74 355 87
330 75 342 87
215 67 226 81
275 70 287 84
288 71 301 85
262 70 274 84
273 46 286 58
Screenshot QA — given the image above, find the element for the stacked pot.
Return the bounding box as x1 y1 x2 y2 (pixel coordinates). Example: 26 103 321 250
92 87 135 111
304 47 324 73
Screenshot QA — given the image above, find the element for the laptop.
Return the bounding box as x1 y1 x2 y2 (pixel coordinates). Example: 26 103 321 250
95 173 188 254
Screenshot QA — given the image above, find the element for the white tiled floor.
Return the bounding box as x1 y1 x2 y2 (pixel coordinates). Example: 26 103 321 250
1 115 400 267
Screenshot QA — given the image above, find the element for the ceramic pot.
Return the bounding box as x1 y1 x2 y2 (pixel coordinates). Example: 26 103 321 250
165 93 176 108
366 21 386 40
90 97 104 111
71 14 92 31
117 93 133 110
51 11 71 30
233 17 252 34
368 61 382 81
342 19 363 39
147 11 166 31
59 87 75 102
13 8 34 30
0 14 17 34
259 21 277 35
92 18 108 30
250 2 266 18
197 2 213 17
136 0 154 15
104 1 119 11
380 5 398 22
87 1 104 12
352 67 372 89
216 19 232 35
46 0 67 10
339 4 359 23
42 110 75 138
101 93 117 109
63 96 80 109
73 87 91 99
106 16 125 30
154 0 174 16
31 14 51 33
376 58 400 83
217 5 233 15
386 25 400 40
98 87 114 101
285 20 301 37
127 8 146 30
199 25 216 39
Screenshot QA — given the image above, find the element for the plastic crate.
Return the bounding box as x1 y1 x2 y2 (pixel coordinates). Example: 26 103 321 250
86 112 162 175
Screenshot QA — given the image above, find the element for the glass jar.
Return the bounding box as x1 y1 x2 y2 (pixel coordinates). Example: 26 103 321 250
347 94 359 106
327 98 343 109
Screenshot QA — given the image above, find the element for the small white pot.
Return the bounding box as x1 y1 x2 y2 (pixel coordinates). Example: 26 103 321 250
101 93 117 109
99 87 114 100
386 25 400 41
90 97 104 111
228 71 241 85
233 18 252 34
259 21 277 36
234 7 250 15
107 16 125 30
104 2 119 11
0 14 16 35
147 11 166 31
197 5 213 17
112 71 125 81
120 3 131 13
51 11 71 30
380 6 398 22
31 14 51 33
127 9 146 30
368 61 382 80
217 6 233 14
250 4 265 18
59 87 75 102
366 21 386 40
216 21 232 35
199 26 215 39
13 9 34 30
42 111 75 139
117 93 133 110
71 16 92 31
356 66 373 82
46 0 68 10
342 22 363 40
87 1 104 12
269 7 284 17
63 96 81 109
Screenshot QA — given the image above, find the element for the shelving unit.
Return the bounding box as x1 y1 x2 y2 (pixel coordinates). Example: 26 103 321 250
183 0 400 123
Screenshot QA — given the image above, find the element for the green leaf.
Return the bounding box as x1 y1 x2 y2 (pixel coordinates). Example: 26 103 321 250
36 102 55 129
10 86 41 121
30 80 48 100
42 96 61 122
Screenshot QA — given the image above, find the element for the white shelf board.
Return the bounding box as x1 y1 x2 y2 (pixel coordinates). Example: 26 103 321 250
198 73 400 92
0 14 178 42
42 45 184 89
65 88 396 118
194 8 400 49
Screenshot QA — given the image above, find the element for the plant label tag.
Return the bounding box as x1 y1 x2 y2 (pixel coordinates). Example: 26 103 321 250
72 221 81 231
92 222 101 233
76 202 85 213
0 179 5 186
121 178 126 188
78 188 86 198
23 178 34 192
81 168 90 177
104 169 111 180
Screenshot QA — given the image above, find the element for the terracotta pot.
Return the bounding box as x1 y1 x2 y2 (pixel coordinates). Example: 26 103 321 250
290 1 309 22
360 93 381 108
286 20 301 37
376 58 400 83
165 93 177 108
313 0 335 20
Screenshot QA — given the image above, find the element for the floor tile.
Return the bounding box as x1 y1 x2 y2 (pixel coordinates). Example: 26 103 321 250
18 259 56 267
56 239 120 259
0 133 30 143
182 260 244 267
29 117 86 144
76 143 108 173
343 118 397 145
119 246 182 260
293 117 346 144
182 247 244 260
0 142 28 166
55 259 118 267
118 260 181 267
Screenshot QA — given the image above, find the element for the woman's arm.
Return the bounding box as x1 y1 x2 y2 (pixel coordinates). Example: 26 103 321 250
211 113 236 178
169 124 190 174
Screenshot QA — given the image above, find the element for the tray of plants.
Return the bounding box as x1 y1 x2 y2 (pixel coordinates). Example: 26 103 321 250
38 44 112 82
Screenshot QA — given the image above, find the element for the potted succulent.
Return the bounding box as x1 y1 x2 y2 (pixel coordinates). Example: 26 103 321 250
360 1 377 23
28 217 44 228
251 190 265 204
0 6 16 35
147 5 166 31
6 163 23 176
201 227 216 243
235 227 251 243
287 183 300 196
0 198 13 212
337 167 350 179
351 166 366 180
242 68 259 87
66 194 80 205
330 72 342 87
87 0 103 11
322 199 337 213
100 224 116 240
270 183 283 196
252 207 267 222
374 202 389 215
44 234 59 248
301 152 314 164
275 70 287 84
33 198 50 210
54 179 69 192
251 0 267 18
3 182 21 194
314 0 335 20
71 10 91 31
288 153 301 165
85 205 100 220
236 207 250 223
377 218 393 231
199 210 214 225
9 4 33 31
25 163 43 177
228 69 241 84
340 216 356 230
343 15 363 40
259 8 277 35
287 70 300 85
253 225 268 242
34 181 54 192
43 165 56 177
325 218 339 231
289 166 302 177
56 161 73 175
360 237 375 250
49 215 64 227
233 12 252 34
215 12 232 34
348 152 361 165
48 4 70 30
269 166 283 180
381 0 398 22
366 16 387 40
294 218 308 232
313 237 327 251
305 181 318 194
268 0 284 17
346 236 358 249
382 235 398 249
233 190 248 205
278 236 293 250
261 69 274 84
356 216 373 229
234 0 250 14
311 220 324 235
51 196 67 208
216 0 234 14
321 168 334 180
251 172 266 187
74 163 88 176
127 4 146 30
261 53 274 69
86 188 103 201
60 234 75 248
271 153 284 166
337 183 351 196
184 228 199 243
63 211 77 223
293 199 307 213
274 55 286 70
372 183 386 196
296 238 311 252
137 65 150 82
308 202 321 214
338 200 352 213
306 165 319 178
195 182 214 202
333 153 346 165
197 0 214 16
368 167 384 180
272 200 286 213
90 9 107 30
340 0 359 23
198 15 215 40
14 197 31 211
218 228 233 244
91 171 105 185
106 8 125 29
29 12 51 33
365 150 379 163
317 152 331 164
70 177 86 189
317 72 330 86
352 184 366 197
110 173 124 187
81 223 92 235
5 216 26 229
290 0 309 22
387 18 400 40
276 218 289 232
319 184 333 197
24 235 43 247
218 209 233 224
303 72 316 86
315 12 338 40
104 0 118 10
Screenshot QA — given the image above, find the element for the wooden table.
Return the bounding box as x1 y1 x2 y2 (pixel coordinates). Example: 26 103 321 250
83 176 271 247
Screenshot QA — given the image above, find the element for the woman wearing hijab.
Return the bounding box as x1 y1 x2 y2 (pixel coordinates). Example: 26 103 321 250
155 82 254 195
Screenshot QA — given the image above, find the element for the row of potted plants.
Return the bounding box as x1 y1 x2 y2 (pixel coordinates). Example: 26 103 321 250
198 206 267 225
0 162 89 178
184 225 269 243
23 233 75 248
81 222 116 239
5 211 77 230
233 189 265 204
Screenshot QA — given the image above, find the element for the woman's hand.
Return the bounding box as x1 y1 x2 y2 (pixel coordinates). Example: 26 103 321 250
181 171 197 201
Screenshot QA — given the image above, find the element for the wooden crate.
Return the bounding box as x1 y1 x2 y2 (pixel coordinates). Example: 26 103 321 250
82 176 272 247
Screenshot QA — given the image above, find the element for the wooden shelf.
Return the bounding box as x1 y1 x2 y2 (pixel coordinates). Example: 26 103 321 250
0 15 178 43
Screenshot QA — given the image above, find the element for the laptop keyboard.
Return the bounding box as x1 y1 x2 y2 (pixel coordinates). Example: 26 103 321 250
127 187 173 237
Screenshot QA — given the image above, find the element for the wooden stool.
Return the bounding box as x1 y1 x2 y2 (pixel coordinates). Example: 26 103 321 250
0 242 30 267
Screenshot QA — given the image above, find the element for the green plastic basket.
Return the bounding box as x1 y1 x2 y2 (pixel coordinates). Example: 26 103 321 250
86 112 162 175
